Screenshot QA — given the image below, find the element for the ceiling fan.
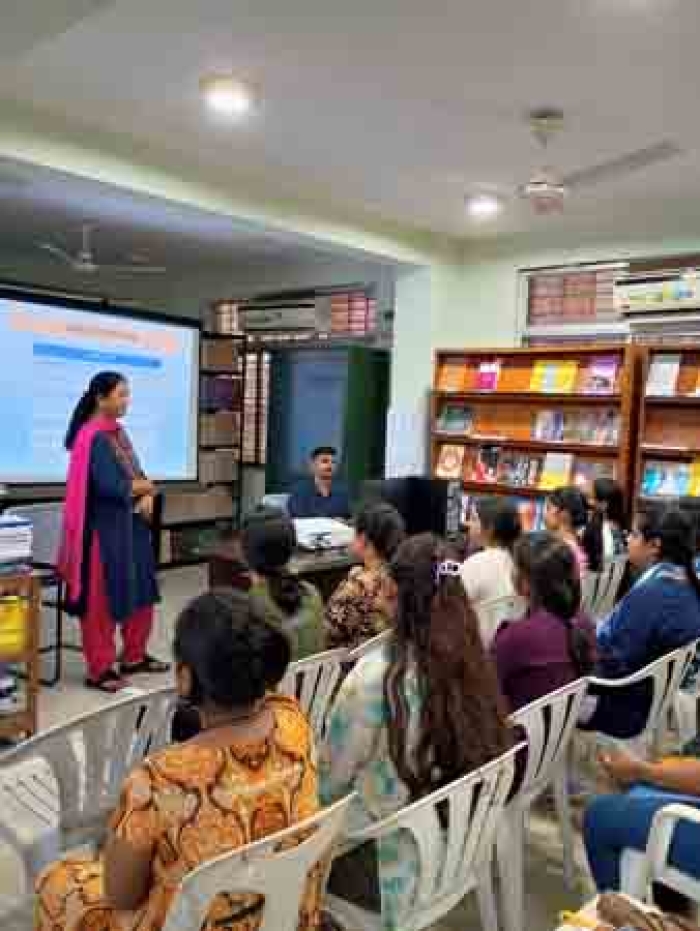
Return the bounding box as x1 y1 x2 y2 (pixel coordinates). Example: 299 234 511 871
516 107 682 214
37 223 166 274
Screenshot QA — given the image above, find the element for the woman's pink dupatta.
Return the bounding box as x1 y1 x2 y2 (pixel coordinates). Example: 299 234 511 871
57 416 119 604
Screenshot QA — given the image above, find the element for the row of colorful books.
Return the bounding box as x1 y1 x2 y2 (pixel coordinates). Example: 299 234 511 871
436 404 621 445
462 492 546 533
646 352 700 397
437 355 619 395
436 443 615 491
641 459 700 498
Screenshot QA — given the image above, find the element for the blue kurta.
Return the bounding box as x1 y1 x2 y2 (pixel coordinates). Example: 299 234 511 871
69 432 159 623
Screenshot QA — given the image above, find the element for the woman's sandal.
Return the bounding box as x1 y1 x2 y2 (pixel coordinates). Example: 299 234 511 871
120 654 171 676
85 668 130 693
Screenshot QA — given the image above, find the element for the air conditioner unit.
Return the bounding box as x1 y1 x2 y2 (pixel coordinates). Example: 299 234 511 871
239 299 327 333
615 271 700 316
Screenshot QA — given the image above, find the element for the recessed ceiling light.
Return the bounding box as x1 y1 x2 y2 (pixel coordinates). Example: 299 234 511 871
200 74 255 118
466 193 502 220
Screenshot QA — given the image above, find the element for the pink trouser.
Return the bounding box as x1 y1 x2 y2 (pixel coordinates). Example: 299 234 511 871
80 535 154 680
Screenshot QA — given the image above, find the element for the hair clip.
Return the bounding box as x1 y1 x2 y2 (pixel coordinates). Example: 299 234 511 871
435 559 461 583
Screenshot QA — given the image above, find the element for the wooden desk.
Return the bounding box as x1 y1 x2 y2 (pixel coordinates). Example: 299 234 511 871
206 538 358 601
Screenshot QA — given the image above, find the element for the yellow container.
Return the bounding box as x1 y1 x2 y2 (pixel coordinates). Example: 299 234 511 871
0 596 29 659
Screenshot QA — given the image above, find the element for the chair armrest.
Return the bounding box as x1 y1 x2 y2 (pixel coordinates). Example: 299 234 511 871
646 803 700 880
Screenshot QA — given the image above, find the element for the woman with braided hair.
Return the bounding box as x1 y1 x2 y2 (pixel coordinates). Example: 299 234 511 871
320 533 511 925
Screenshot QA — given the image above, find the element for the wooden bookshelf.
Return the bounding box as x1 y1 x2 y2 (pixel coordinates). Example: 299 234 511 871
430 344 639 529
0 572 40 740
159 333 247 569
634 344 700 502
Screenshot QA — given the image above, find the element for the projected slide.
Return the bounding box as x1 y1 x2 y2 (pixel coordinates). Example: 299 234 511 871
0 295 199 483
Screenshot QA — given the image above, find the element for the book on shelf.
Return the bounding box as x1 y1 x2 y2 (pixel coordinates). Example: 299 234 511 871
435 444 466 480
646 353 681 396
579 355 619 395
436 403 474 434
497 453 542 487
572 459 616 490
530 359 579 394
641 460 691 497
538 452 574 490
533 410 564 442
437 358 467 392
472 444 501 482
512 497 546 532
476 360 501 392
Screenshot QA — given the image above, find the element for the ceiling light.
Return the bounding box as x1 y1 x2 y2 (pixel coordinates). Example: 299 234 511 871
200 75 255 118
466 193 502 220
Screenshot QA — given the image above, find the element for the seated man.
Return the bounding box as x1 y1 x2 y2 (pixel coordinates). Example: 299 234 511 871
288 445 351 520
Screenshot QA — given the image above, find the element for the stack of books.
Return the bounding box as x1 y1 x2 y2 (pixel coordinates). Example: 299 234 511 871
0 515 32 572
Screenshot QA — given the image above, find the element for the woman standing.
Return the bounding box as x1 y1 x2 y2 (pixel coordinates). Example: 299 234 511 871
58 371 168 692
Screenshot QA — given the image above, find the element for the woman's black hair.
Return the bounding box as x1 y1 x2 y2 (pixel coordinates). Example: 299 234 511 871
583 478 627 572
548 486 589 530
636 505 700 604
514 531 594 676
174 589 291 708
354 501 405 562
64 371 125 450
474 497 522 552
241 506 304 616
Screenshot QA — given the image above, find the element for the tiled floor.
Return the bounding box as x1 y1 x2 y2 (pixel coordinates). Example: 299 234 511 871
1 565 596 929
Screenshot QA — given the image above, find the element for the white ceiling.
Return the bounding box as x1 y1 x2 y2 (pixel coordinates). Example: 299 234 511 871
2 0 700 240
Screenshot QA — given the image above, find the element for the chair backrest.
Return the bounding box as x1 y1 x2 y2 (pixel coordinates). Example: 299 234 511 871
476 594 526 648
346 628 394 664
278 648 347 740
161 795 353 931
580 570 599 617
2 687 177 834
4 502 63 567
509 677 590 805
590 641 699 748
260 493 291 515
585 556 627 620
643 803 700 905
346 743 522 931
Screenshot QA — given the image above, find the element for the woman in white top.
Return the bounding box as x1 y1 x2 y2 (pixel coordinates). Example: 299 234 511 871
461 497 522 644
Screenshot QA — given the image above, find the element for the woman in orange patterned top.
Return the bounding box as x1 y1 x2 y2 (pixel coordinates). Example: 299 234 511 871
35 590 321 931
325 502 405 649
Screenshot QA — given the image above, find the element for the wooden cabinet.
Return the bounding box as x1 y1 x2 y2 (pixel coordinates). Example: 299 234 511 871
0 572 40 740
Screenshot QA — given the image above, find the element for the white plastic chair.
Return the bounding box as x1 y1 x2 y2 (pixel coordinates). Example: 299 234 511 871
161 795 353 931
476 594 526 649
0 757 61 920
346 628 394 664
672 639 700 746
581 557 627 621
326 742 523 931
0 687 176 860
497 678 590 931
620 803 700 906
589 642 698 754
279 647 347 741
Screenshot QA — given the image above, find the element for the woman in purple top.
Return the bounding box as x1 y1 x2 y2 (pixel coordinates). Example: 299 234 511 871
493 531 596 712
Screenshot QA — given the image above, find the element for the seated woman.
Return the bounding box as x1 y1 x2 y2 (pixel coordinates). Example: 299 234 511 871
582 477 627 573
325 501 405 649
460 497 521 643
243 505 325 659
585 747 700 895
583 506 700 740
35 590 320 931
544 486 590 576
320 534 512 924
493 531 595 712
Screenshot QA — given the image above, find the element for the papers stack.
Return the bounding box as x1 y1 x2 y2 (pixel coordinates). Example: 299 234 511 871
293 518 355 551
0 514 33 568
